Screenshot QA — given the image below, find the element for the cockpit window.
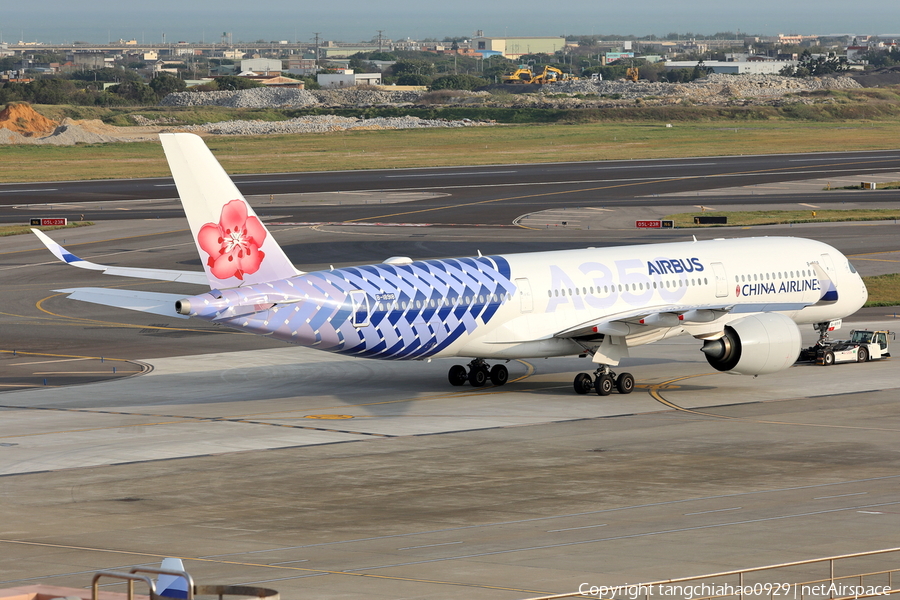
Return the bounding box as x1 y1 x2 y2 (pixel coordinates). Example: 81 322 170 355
848 261 858 274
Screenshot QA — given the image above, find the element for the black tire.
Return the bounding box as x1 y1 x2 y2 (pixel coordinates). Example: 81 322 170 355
616 372 635 395
594 375 613 396
573 373 592 395
448 365 467 386
823 351 835 366
857 346 869 362
469 367 488 387
490 364 509 386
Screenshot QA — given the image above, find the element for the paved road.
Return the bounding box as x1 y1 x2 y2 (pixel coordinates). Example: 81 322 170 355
3 150 900 225
1 152 899 599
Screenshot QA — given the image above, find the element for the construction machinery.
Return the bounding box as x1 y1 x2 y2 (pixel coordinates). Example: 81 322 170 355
531 65 579 84
625 66 639 82
502 65 535 84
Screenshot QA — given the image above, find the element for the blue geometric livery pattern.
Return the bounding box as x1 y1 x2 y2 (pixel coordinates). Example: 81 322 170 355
185 255 517 360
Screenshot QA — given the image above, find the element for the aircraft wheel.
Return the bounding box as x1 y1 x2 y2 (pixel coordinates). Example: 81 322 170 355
616 372 635 395
857 347 869 362
448 365 468 386
489 364 509 386
468 367 488 387
594 375 613 396
823 351 835 366
573 373 593 395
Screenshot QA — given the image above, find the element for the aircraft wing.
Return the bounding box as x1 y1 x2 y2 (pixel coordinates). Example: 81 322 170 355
553 300 811 340
33 229 209 286
53 288 189 319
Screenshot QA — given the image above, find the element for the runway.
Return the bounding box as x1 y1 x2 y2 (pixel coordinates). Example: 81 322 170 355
1 151 899 599
2 149 900 225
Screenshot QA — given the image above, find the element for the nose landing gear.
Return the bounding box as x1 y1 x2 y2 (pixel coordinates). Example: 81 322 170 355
573 366 634 396
448 359 509 387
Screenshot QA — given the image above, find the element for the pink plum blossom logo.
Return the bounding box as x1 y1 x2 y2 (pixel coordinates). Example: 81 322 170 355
197 199 266 281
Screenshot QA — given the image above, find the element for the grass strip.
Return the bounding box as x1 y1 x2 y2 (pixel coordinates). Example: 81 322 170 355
862 274 900 308
826 181 900 190
0 222 94 237
4 119 900 183
665 209 900 228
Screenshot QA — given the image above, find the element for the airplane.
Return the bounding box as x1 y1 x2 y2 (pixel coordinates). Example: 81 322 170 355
33 133 869 396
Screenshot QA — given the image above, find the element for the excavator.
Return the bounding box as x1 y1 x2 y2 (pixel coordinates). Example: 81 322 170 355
529 65 579 84
502 65 535 84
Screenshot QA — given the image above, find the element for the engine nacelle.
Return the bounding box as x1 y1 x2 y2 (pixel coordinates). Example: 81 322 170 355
701 313 801 375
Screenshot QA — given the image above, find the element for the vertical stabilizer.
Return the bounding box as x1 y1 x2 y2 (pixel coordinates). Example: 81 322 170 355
160 133 299 288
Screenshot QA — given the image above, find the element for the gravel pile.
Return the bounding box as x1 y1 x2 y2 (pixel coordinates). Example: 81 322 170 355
178 115 491 135
161 87 422 108
544 73 861 101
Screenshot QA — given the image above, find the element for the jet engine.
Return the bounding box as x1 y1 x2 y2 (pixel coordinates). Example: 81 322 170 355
701 313 801 375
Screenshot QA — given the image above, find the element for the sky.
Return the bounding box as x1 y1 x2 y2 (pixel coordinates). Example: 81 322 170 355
2 0 898 45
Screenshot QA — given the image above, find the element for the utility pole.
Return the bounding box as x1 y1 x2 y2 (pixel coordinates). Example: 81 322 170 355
313 32 320 67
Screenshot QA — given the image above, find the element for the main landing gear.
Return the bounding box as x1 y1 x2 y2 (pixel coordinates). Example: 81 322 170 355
448 359 509 387
573 366 634 396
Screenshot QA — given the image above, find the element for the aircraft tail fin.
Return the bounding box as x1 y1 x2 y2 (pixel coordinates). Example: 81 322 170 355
159 133 300 288
156 557 190 599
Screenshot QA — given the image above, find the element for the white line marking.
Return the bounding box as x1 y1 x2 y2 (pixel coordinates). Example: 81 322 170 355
397 541 463 550
385 171 519 178
0 188 58 193
547 524 608 533
858 511 883 514
344 500 900 573
197 474 900 559
813 492 868 500
789 157 872 162
684 507 742 516
597 163 717 170
267 559 309 565
799 203 821 208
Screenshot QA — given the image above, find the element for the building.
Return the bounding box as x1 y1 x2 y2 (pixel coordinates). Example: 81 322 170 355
317 71 382 88
69 52 113 70
240 58 284 74
664 60 796 75
472 36 566 59
287 57 317 75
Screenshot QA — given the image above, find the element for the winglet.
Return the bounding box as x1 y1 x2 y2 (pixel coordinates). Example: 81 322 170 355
32 228 210 285
159 133 301 287
32 228 105 272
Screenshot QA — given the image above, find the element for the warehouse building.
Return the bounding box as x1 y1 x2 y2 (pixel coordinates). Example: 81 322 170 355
472 36 566 59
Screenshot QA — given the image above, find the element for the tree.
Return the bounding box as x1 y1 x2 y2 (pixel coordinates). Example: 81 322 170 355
390 59 435 77
396 73 431 86
861 47 900 68
109 80 158 104
429 74 488 91
784 50 848 77
70 67 141 83
150 72 186 98
215 75 262 90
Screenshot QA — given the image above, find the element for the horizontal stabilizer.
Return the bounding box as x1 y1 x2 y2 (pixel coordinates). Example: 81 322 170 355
54 288 188 319
33 229 209 285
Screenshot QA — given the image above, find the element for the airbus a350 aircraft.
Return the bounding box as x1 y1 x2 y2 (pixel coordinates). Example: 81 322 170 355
34 133 868 395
